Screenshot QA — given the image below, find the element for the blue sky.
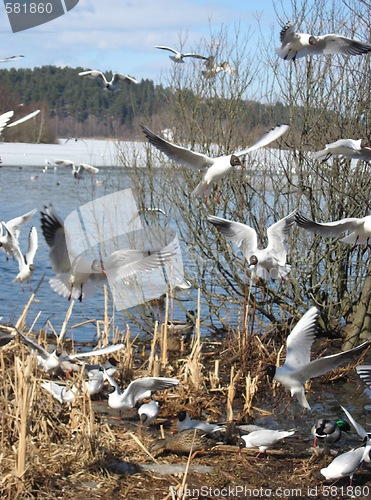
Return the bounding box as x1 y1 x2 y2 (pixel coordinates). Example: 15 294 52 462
0 0 285 82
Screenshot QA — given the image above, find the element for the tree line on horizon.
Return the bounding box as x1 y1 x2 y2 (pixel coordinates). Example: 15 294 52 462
0 65 294 141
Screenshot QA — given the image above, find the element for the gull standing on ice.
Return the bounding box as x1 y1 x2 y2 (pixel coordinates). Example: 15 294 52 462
154 45 207 63
141 124 289 201
207 210 296 280
313 139 371 162
276 22 371 60
295 213 371 245
78 70 138 92
103 369 179 411
265 307 370 409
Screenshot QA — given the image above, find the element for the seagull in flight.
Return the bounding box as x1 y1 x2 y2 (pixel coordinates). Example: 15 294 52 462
313 139 371 162
155 45 208 63
141 124 289 202
265 307 370 409
201 56 235 79
54 159 99 178
103 370 179 410
207 210 296 280
0 109 40 137
0 55 24 63
276 22 371 60
78 70 138 92
90 242 179 281
17 328 125 374
0 208 37 260
295 213 371 245
40 205 106 301
9 225 38 286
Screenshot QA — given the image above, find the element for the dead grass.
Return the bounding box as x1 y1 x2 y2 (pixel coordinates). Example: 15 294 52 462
0 296 369 499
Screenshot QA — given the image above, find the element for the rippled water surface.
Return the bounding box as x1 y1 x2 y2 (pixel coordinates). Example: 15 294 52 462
0 154 198 342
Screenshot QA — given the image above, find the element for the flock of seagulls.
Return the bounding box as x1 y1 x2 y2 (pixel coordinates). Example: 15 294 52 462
154 46 236 78
2 19 371 488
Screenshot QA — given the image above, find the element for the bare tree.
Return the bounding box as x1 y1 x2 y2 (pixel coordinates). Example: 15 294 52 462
119 4 371 346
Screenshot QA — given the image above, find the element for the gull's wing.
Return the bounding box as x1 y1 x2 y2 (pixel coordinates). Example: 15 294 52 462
112 73 138 85
207 215 258 258
67 343 125 360
79 163 99 174
295 213 363 237
0 110 14 134
155 46 179 55
40 206 70 274
17 329 50 360
103 239 179 276
312 139 362 160
356 365 371 391
7 110 40 128
279 22 296 45
0 221 19 257
341 406 368 440
235 124 289 156
0 55 24 63
296 341 370 382
141 125 214 170
266 210 296 264
283 307 319 370
40 381 75 404
182 53 208 60
25 226 38 265
319 34 371 56
54 159 75 168
102 368 122 393
122 377 179 406
79 70 107 84
6 208 37 240
9 227 26 272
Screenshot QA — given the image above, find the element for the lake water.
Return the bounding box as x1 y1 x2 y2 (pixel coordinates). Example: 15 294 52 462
0 140 201 343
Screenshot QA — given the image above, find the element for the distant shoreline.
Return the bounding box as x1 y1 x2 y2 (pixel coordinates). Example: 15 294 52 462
0 138 136 167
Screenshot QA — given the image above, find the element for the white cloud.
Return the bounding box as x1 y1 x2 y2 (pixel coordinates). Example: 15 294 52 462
0 0 274 80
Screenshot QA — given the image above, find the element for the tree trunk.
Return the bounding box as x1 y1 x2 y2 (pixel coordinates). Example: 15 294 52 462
343 260 371 351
